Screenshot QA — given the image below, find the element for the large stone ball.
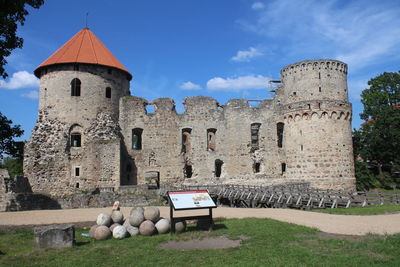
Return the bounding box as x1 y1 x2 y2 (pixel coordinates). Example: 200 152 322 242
155 218 170 234
110 223 121 232
89 225 99 237
129 210 145 227
113 225 127 239
175 220 187 233
144 207 160 223
139 220 156 236
111 210 124 224
126 225 139 237
94 226 112 240
130 207 144 216
96 213 112 227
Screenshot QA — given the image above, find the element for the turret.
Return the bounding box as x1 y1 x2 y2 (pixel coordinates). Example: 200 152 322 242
278 59 355 190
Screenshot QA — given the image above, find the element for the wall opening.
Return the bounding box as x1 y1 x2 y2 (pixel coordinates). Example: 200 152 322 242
105 87 111 98
181 128 192 153
215 159 223 178
71 78 81 96
71 133 81 147
184 164 193 178
254 162 261 173
76 182 79 188
277 122 284 148
301 144 303 151
74 167 80 177
251 123 261 150
318 72 321 79
145 171 160 189
307 104 311 109
146 104 155 114
319 86 322 92
132 128 143 150
281 163 286 175
207 128 217 151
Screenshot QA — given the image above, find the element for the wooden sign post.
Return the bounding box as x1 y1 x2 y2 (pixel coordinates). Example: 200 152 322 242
167 190 217 233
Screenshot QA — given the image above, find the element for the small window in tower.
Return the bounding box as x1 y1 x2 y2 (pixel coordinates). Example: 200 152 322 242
318 72 321 79
281 163 286 174
132 128 143 150
215 159 223 178
71 78 81 96
308 104 311 109
71 133 81 147
277 122 284 148
319 86 322 92
75 167 80 177
106 87 111 98
251 123 261 150
207 128 217 151
301 145 303 151
254 163 261 173
293 92 296 96
181 128 192 153
108 68 112 74
184 164 193 178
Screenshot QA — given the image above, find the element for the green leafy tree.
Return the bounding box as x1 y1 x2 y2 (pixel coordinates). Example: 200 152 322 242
0 0 44 78
0 112 24 160
354 71 400 187
0 157 23 178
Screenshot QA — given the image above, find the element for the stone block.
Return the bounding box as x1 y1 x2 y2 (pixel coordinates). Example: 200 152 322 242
34 224 75 249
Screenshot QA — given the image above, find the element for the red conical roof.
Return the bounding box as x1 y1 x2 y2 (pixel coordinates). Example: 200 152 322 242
34 28 132 79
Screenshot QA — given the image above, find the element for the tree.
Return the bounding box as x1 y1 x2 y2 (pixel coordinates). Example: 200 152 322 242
0 0 44 78
354 71 400 187
0 111 24 160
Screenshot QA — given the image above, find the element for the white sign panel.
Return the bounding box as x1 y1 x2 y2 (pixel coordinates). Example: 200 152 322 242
168 190 217 210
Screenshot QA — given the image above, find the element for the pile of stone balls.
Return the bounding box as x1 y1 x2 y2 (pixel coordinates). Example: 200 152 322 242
90 206 187 240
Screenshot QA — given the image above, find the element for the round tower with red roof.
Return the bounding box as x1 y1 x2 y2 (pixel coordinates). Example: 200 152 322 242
24 28 132 194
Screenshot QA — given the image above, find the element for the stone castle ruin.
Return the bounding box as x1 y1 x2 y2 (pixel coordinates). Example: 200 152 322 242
23 28 356 196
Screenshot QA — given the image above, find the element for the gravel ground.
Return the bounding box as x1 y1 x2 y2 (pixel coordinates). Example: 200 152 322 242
1 207 399 236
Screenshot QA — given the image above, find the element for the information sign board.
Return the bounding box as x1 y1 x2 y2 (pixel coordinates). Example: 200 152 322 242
168 190 217 210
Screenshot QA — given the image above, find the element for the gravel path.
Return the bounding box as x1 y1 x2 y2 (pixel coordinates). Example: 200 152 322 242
1 207 399 236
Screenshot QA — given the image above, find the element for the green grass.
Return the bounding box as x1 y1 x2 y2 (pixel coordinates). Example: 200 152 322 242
313 205 400 215
1 218 400 266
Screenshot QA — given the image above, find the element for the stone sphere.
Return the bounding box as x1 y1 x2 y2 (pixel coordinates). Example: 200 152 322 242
144 207 160 223
110 223 121 232
155 218 170 234
94 226 112 240
111 210 124 224
89 225 99 237
113 225 127 239
126 225 139 237
96 213 112 227
139 220 156 236
130 207 144 216
175 220 187 233
129 210 145 227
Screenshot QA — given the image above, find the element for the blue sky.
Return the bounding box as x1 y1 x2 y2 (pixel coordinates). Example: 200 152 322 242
1 0 400 141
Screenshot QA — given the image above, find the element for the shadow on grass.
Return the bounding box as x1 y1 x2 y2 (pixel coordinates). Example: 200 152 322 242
75 241 91 247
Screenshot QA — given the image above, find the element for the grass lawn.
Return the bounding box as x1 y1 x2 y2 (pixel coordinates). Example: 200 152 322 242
1 218 400 266
314 205 400 215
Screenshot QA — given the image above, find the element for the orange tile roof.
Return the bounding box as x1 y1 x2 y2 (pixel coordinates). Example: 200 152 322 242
34 28 131 79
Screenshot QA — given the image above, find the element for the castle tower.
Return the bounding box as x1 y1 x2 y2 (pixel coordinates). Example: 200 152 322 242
24 28 132 195
277 59 355 190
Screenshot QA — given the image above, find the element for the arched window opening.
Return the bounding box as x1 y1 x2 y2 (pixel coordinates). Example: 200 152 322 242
105 87 111 98
281 163 286 175
184 164 193 178
71 133 81 147
215 159 223 178
319 86 322 92
71 78 81 96
76 183 80 188
277 122 284 148
132 128 143 150
251 123 261 150
254 162 261 173
207 128 217 151
181 128 192 153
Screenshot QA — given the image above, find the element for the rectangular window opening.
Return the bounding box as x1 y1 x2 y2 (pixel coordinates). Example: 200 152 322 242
207 128 217 151
75 167 80 177
251 123 261 150
281 163 286 175
277 123 284 148
71 133 81 147
132 128 143 150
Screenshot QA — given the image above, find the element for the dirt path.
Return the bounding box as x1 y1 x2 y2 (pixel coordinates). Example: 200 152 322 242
1 207 399 236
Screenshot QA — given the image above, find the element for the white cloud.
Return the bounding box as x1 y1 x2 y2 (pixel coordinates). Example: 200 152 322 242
0 71 39 89
239 0 400 72
251 2 265 10
179 81 202 90
22 90 39 99
231 47 263 62
207 75 270 91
